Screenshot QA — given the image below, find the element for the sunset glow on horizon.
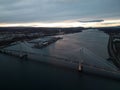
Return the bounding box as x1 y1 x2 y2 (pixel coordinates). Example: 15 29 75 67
0 19 120 28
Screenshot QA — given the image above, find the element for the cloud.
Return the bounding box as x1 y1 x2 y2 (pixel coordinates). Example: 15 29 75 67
79 20 104 23
0 0 120 23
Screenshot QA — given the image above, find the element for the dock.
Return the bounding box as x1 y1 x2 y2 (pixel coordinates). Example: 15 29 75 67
32 37 63 49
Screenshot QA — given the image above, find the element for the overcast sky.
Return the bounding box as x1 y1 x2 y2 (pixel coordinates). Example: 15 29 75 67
0 0 120 27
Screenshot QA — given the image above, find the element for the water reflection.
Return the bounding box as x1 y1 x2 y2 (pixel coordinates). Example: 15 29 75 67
1 29 118 70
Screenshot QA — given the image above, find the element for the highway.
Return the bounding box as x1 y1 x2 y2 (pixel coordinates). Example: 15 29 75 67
108 35 120 69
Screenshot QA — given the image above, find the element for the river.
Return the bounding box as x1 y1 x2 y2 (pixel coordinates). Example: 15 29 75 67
0 29 120 89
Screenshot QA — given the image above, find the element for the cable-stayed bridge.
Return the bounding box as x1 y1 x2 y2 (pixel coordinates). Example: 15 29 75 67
0 41 120 80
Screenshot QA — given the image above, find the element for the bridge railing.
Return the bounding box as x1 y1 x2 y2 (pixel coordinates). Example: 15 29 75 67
1 48 120 77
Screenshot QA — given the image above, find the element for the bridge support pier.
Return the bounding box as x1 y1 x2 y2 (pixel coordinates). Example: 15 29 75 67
78 64 83 72
19 54 28 60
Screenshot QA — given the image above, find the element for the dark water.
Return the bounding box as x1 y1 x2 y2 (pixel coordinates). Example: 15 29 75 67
0 29 120 89
0 54 120 89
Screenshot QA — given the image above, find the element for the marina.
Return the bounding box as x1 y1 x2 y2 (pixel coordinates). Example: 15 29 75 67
32 36 63 49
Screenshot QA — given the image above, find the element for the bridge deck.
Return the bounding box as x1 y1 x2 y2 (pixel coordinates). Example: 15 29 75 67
0 48 120 80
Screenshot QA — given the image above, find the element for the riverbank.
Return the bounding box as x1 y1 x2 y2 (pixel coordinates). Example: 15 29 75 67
108 34 120 69
0 27 84 47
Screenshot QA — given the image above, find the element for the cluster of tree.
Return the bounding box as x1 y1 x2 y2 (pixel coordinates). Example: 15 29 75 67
97 27 120 34
0 27 84 35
